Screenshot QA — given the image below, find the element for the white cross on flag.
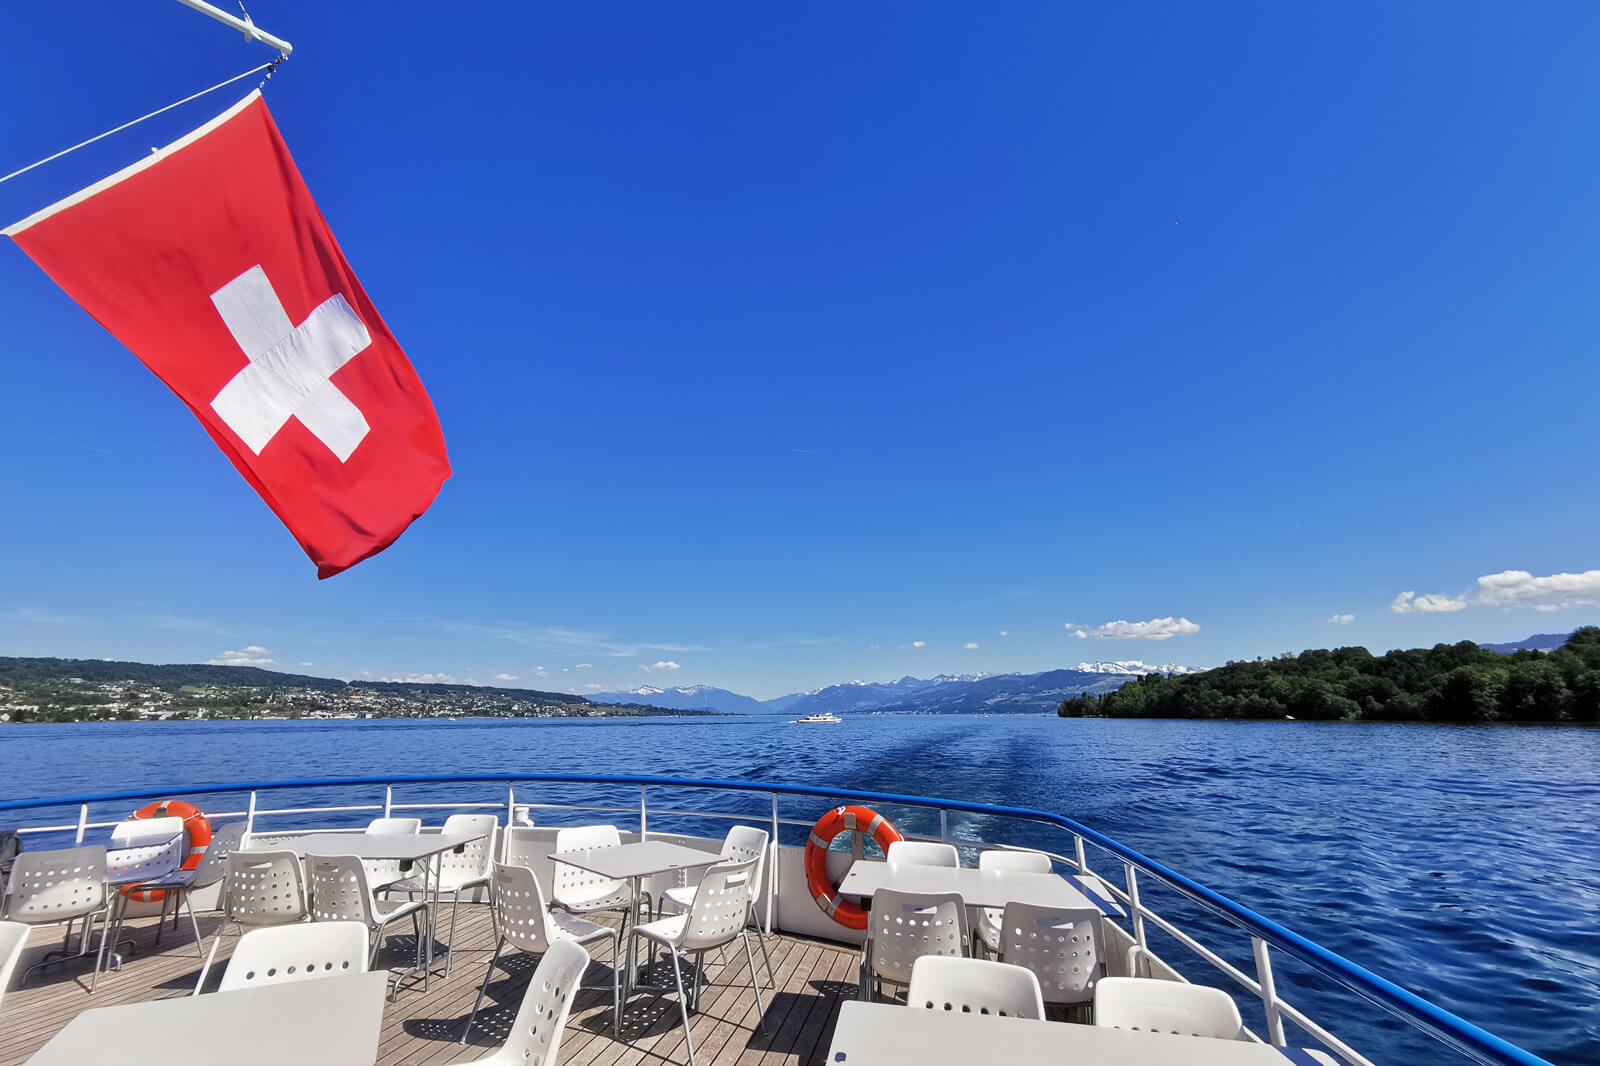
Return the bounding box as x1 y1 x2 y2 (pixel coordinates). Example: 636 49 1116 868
4 92 450 577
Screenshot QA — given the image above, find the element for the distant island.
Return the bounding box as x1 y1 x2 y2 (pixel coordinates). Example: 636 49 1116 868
0 657 719 723
1058 628 1600 724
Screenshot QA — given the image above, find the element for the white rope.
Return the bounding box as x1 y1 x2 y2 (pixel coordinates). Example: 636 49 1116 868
0 60 279 186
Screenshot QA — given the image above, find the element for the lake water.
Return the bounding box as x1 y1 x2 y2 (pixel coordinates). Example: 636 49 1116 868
3 713 1596 1065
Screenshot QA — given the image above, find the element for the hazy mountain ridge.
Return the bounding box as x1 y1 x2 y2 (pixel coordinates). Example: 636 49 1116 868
1480 632 1576 655
583 684 768 715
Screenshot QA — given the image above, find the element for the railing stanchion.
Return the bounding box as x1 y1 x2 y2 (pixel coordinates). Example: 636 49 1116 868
1126 863 1147 950
1254 936 1287 1045
74 803 88 844
1075 834 1088 874
939 808 948 842
768 791 779 936
246 790 258 836
384 784 393 819
640 784 648 839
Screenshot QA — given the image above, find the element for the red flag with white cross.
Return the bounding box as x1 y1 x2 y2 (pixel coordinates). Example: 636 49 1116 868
4 91 450 578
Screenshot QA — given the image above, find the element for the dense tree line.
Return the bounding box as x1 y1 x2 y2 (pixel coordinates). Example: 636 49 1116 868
1058 628 1600 724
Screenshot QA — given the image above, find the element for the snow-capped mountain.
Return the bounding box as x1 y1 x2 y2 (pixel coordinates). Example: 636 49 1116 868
1076 660 1198 676
583 684 768 715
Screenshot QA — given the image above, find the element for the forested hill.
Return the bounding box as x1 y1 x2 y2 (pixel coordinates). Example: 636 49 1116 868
1058 628 1600 724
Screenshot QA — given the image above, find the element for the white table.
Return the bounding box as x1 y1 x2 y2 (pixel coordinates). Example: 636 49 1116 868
26 971 388 1066
826 1001 1338 1066
837 862 1126 917
550 840 724 1000
249 829 487 992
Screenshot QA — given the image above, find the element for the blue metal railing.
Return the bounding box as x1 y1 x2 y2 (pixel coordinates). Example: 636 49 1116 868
0 771 1553 1066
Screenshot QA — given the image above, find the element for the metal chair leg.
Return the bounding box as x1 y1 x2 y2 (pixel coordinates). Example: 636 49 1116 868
611 932 622 1038
182 894 204 956
742 931 766 1030
670 947 696 1066
445 890 461 976
459 936 504 1044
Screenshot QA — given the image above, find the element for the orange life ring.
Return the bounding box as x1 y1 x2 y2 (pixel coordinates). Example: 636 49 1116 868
121 800 212 902
803 805 902 930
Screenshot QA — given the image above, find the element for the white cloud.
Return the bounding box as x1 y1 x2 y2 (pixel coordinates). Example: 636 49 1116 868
1474 569 1600 612
446 623 708 657
208 645 276 667
1328 613 1355 625
299 660 315 667
639 660 681 672
1083 617 1201 641
911 640 926 649
495 673 518 681
998 631 1008 637
534 666 550 678
382 672 458 684
963 642 979 650
1070 629 1088 639
1391 591 1468 614
575 663 592 669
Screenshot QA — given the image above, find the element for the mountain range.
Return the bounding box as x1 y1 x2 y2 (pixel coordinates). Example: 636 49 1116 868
586 661 1191 717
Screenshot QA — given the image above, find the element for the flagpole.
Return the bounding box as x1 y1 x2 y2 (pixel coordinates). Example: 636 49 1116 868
172 0 294 57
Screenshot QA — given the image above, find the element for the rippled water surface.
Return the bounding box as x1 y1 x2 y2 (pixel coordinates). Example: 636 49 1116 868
3 714 1596 1064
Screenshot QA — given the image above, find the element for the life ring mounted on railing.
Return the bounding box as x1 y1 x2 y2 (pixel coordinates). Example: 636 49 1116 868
803 804 902 930
121 799 212 902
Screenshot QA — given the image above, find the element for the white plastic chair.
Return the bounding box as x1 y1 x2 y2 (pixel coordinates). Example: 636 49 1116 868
995 902 1102 1007
1094 976 1243 1039
306 854 429 974
974 848 1052 956
195 849 309 993
906 955 1045 1019
137 820 248 954
660 825 774 986
383 813 496 975
461 863 620 1043
474 938 591 1066
552 826 643 928
861 889 968 1002
364 816 423 890
886 840 960 867
629 858 766 1066
0 920 31 1013
217 920 369 992
1 845 112 992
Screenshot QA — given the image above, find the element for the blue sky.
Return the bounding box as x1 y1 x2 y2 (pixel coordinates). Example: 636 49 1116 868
3 3 1599 699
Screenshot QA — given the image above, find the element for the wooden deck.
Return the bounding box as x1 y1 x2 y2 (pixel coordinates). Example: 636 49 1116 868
0 906 864 1066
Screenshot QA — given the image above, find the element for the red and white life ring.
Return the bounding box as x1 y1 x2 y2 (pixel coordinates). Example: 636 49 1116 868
121 800 211 902
803 805 902 931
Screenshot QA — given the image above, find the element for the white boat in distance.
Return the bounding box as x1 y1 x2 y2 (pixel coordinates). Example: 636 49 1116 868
794 712 842 723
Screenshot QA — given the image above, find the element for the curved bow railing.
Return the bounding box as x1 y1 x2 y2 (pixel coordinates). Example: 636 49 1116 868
0 772 1553 1066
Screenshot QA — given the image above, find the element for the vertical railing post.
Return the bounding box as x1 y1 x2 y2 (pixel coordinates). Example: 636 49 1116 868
1074 834 1088 874
74 803 89 844
938 809 949 844
1125 862 1147 950
384 784 393 818
1253 936 1287 1045
246 790 258 837
639 784 648 839
767 792 779 936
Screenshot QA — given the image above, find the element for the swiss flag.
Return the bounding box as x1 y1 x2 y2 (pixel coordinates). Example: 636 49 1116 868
5 91 450 578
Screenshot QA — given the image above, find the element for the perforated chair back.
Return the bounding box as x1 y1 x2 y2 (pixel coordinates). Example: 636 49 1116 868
366 817 422 835
977 849 1051 873
107 818 185 885
553 825 625 907
886 841 960 868
437 814 497 889
1 846 107 924
492 862 554 955
680 858 757 952
1093 976 1243 1039
188 821 248 891
907 955 1046 1019
223 850 307 927
722 825 768 894
481 939 590 1066
0 920 29 1011
307 855 378 926
996 902 1101 1004
867 889 968 986
218 921 369 992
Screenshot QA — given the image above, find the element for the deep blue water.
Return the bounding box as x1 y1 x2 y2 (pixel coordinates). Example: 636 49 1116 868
2 713 1596 1065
